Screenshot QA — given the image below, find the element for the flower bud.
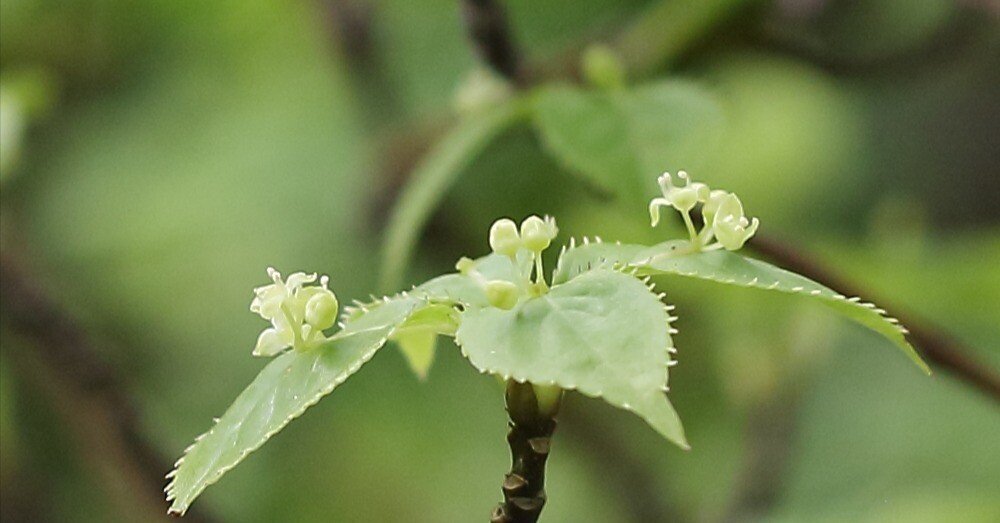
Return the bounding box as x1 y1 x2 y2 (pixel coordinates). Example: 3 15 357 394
489 218 521 257
305 290 339 330
455 256 476 275
485 280 519 310
453 68 511 115
520 215 557 252
581 45 625 90
532 383 564 417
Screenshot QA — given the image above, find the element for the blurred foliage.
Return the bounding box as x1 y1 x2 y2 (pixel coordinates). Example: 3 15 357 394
0 0 998 521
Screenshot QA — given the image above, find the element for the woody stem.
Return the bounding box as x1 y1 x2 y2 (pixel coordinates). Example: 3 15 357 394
490 380 560 523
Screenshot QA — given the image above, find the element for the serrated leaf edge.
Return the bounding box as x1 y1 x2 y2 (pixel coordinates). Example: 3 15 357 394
165 299 420 515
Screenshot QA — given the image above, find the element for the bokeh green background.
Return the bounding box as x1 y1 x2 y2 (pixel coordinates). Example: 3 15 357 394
1 0 998 521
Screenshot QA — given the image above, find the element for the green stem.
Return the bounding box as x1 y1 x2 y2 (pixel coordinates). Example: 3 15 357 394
533 255 548 292
681 210 699 244
279 303 304 348
491 381 561 523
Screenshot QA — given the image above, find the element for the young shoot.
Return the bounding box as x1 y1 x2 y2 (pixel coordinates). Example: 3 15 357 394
166 172 926 522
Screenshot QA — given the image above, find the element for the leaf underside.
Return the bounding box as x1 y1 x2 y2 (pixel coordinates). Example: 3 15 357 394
166 298 420 515
455 268 688 448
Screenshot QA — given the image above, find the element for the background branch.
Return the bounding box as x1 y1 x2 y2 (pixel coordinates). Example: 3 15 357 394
0 251 218 523
320 0 402 131
719 386 801 522
748 234 1000 401
460 0 527 85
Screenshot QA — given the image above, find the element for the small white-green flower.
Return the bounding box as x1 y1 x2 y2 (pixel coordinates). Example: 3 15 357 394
251 268 338 357
649 171 709 226
702 189 730 222
520 215 558 252
712 194 759 251
489 218 522 257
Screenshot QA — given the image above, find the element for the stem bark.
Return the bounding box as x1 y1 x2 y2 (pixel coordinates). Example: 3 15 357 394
491 380 560 523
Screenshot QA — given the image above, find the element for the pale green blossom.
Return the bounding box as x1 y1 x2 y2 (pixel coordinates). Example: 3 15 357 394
489 218 521 257
520 215 558 253
251 268 338 357
647 172 758 252
649 171 709 226
711 193 759 251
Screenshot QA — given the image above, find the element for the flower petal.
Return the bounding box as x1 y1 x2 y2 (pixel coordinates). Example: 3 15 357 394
252 327 293 357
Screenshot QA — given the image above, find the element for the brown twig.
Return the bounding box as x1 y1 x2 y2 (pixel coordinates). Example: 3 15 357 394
720 386 801 522
320 0 402 131
0 251 218 522
748 234 1000 401
491 381 559 523
755 5 994 78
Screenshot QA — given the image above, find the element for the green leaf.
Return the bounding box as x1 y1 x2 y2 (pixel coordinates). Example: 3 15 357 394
532 81 723 203
552 239 646 285
409 253 532 307
415 273 488 306
167 298 419 514
393 330 437 380
636 249 930 374
533 85 641 199
335 294 425 338
380 101 529 291
390 302 460 379
455 268 687 448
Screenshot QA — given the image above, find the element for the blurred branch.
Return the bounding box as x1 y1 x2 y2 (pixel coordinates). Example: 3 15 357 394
720 387 801 523
320 0 401 131
371 0 762 223
755 6 995 78
460 0 527 85
748 234 1000 402
0 251 218 523
611 0 763 78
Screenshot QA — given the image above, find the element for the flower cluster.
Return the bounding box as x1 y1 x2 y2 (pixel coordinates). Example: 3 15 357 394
250 268 339 357
649 171 758 251
459 215 559 310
